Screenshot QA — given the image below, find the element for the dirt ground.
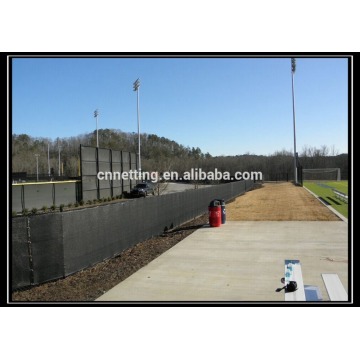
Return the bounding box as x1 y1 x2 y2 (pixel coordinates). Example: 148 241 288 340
227 182 340 221
11 182 339 302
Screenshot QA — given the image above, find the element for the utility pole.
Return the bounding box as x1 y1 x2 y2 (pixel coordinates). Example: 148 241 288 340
94 109 99 148
48 142 50 177
291 58 298 185
133 78 141 175
58 144 61 177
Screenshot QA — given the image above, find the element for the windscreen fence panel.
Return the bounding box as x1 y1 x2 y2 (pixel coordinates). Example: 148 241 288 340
12 179 254 290
112 150 122 197
29 214 65 285
122 151 131 194
80 145 138 201
12 217 32 289
81 145 99 201
12 181 81 213
98 148 112 199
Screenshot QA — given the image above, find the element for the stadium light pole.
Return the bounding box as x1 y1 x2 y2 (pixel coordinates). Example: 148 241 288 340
133 78 141 174
94 109 99 148
34 154 40 182
48 142 50 177
291 58 298 185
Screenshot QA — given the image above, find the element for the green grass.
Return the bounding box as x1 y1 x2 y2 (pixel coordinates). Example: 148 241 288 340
303 180 348 218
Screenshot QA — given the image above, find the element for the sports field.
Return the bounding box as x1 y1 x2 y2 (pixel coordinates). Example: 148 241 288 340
303 181 348 218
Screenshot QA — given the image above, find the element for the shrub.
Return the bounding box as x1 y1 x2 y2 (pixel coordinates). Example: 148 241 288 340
50 204 56 211
79 200 84 206
22 208 29 216
67 202 73 208
41 205 48 212
31 207 38 215
59 204 65 212
74 202 79 207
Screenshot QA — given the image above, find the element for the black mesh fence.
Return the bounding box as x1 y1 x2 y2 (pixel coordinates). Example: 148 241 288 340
29 214 65 284
23 183 53 210
12 217 31 289
130 152 137 191
122 151 131 193
12 181 81 213
98 148 111 199
81 146 99 201
12 185 23 213
80 145 138 201
112 150 122 197
11 180 254 290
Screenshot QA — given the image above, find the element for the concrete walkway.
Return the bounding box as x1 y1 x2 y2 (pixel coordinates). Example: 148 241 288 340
96 221 348 302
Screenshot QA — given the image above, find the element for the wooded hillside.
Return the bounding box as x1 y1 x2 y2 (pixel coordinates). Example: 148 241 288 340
11 130 348 181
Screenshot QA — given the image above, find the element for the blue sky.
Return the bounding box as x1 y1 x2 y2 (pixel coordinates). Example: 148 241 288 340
11 56 349 156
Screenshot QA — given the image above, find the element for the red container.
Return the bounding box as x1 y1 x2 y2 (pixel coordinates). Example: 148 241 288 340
209 205 221 227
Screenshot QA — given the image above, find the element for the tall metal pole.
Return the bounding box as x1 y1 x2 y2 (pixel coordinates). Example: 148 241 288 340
137 87 141 172
291 58 298 185
48 142 50 176
58 145 61 177
133 78 141 173
34 154 40 182
94 109 99 148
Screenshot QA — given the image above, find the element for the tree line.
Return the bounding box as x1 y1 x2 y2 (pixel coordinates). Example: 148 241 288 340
11 130 348 181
